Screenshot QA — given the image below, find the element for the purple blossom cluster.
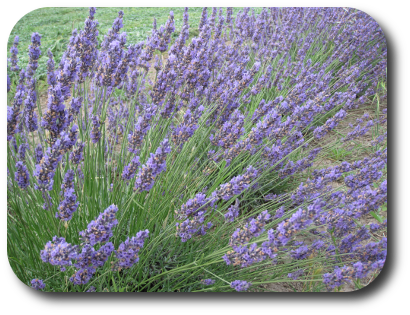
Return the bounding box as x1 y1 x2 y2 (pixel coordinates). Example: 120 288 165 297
86 286 96 292
34 134 77 193
38 203 150 287
323 241 386 292
31 279 46 290
77 8 99 83
210 109 245 149
70 142 85 165
230 280 251 292
175 191 218 242
35 143 43 163
122 156 141 181
134 138 171 192
313 109 347 139
27 32 41 77
56 170 79 221
40 236 78 266
7 70 26 141
223 210 271 267
9 36 19 72
128 103 157 154
201 279 215 285
113 229 149 269
79 205 119 246
41 83 68 144
224 200 240 223
90 114 102 144
15 161 30 189
213 166 258 200
171 101 204 149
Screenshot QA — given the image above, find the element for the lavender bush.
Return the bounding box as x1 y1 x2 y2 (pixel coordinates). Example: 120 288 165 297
7 7 387 292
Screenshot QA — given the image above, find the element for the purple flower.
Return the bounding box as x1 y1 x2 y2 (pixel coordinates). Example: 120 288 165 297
92 242 115 267
134 138 171 192
41 83 68 144
176 215 212 242
198 7 208 31
201 279 215 285
22 77 39 133
210 109 245 149
171 103 204 149
70 142 85 165
230 210 271 247
27 32 41 76
7 75 11 93
74 244 94 268
15 161 30 189
31 279 45 290
35 143 43 164
70 267 96 285
86 286 96 292
79 205 119 246
122 156 141 181
40 236 78 266
321 257 384 291
155 11 175 53
9 36 19 72
288 269 305 280
230 280 251 292
176 192 216 220
214 166 258 200
113 229 149 269
56 170 79 221
223 242 267 268
223 211 271 267
7 70 26 141
34 138 68 191
90 114 102 144
77 8 99 83
128 103 157 154
260 202 322 259
17 143 29 162
46 50 57 86
224 200 240 223
67 97 83 125
313 109 347 139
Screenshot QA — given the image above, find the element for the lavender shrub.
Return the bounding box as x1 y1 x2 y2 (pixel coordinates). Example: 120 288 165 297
7 7 387 292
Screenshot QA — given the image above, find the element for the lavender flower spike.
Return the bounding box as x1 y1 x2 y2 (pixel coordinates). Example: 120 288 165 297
40 236 78 266
27 32 41 77
15 161 30 189
35 143 43 164
9 36 19 72
79 204 119 246
113 229 149 269
90 114 102 144
230 280 252 292
56 170 79 221
31 279 45 290
201 279 215 285
214 166 258 200
134 138 171 192
122 155 141 181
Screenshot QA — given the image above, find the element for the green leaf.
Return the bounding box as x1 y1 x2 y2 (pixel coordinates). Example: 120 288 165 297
370 211 384 223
